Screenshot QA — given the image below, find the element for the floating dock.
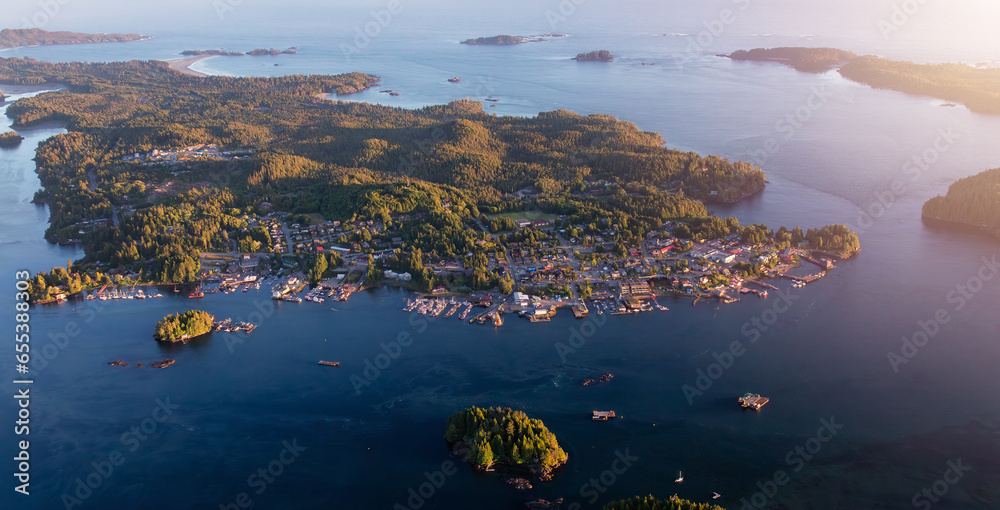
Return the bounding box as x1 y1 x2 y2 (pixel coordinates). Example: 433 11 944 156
739 392 769 410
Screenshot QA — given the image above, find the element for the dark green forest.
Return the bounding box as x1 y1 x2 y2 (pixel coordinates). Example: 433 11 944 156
602 495 725 510
445 407 567 476
575 50 615 62
153 310 213 342
923 167 1000 237
461 35 525 45
1 56 773 283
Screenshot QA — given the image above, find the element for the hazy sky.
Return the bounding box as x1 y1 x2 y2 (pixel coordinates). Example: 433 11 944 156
3 0 999 61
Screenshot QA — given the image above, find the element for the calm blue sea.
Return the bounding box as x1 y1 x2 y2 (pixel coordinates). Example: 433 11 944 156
2 2 1000 509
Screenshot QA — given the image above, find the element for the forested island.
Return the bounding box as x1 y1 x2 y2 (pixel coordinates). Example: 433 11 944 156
153 310 213 342
603 495 724 510
461 35 526 45
923 167 1000 240
726 47 1000 114
0 28 147 48
575 50 614 62
0 130 23 147
725 47 856 73
445 407 568 480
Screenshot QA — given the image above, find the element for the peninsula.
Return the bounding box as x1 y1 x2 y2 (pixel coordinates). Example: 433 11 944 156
725 47 1000 114
923 167 1000 240
445 407 567 480
0 28 147 48
574 50 614 62
3 55 858 310
153 310 213 342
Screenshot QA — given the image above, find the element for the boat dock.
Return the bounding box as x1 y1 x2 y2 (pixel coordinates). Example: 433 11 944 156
213 318 257 334
739 392 769 410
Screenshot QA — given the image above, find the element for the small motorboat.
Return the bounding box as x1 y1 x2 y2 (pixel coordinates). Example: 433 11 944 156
674 471 683 483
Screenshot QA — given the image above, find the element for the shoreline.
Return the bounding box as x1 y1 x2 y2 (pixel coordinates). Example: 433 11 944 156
163 56 214 77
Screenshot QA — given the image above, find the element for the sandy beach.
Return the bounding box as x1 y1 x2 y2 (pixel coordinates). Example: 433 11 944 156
163 56 213 77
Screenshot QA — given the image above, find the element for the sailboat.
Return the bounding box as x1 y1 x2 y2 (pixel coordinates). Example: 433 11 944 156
674 471 683 483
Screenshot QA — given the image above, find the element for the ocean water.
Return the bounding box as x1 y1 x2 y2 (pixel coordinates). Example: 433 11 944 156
2 2 1000 509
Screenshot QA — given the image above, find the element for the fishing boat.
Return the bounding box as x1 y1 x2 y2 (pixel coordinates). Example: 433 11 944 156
675 471 683 483
318 361 340 367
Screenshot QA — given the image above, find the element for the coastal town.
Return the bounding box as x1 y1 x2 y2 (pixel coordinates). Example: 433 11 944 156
59 203 847 329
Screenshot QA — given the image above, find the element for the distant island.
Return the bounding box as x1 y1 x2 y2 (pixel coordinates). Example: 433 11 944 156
461 34 565 45
923 167 1000 240
603 495 725 510
574 50 614 62
0 28 147 49
724 47 856 73
462 35 526 45
445 407 567 481
725 47 1000 114
154 310 213 342
181 48 298 56
0 130 23 147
